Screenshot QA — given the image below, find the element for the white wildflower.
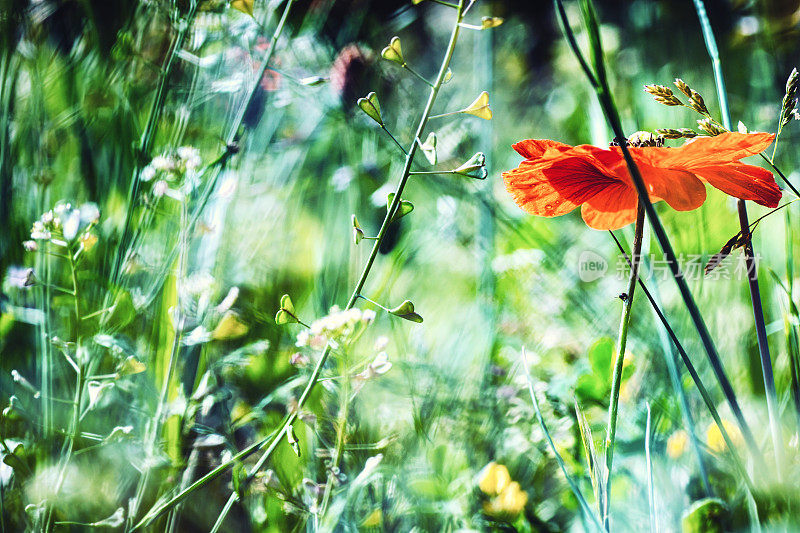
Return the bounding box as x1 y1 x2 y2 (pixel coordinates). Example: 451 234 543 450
152 180 168 197
140 165 156 182
30 221 50 240
355 351 392 381
151 155 174 171
177 146 202 170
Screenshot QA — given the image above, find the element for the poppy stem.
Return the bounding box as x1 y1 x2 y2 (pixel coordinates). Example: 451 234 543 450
603 203 644 531
738 200 784 477
692 0 784 477
610 231 754 495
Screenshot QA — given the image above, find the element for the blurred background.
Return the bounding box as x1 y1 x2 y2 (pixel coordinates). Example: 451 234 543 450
2 0 800 530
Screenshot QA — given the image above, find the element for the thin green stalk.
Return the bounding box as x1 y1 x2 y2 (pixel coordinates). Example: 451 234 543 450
555 0 763 468
610 232 712 496
44 245 85 532
692 0 783 476
111 4 199 287
318 356 351 516
136 2 468 528
603 204 644 530
768 267 800 435
126 200 190 532
610 231 755 494
521 349 604 532
784 208 800 432
645 404 656 533
403 64 434 87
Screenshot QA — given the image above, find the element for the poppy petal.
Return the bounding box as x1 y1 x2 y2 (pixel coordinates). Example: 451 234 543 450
643 132 774 169
614 160 707 211
692 163 781 207
512 139 572 159
580 182 639 230
503 155 618 218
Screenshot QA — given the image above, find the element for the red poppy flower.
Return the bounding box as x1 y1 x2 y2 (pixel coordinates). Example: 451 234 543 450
502 132 781 230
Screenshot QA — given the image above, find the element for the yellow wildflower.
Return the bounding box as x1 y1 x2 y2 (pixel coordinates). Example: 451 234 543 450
483 481 529 518
667 429 689 459
706 420 743 453
478 462 528 518
478 462 511 496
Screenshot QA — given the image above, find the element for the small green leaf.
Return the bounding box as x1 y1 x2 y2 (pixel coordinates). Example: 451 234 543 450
442 68 453 84
275 294 298 325
300 76 328 86
454 152 487 179
461 91 492 120
280 294 295 314
387 193 414 222
357 92 383 126
681 498 727 533
481 16 504 29
287 424 301 457
380 36 404 65
419 132 437 164
212 311 249 340
230 0 254 16
275 310 296 325
117 355 146 376
352 214 364 244
232 462 247 498
388 300 423 323
105 290 136 330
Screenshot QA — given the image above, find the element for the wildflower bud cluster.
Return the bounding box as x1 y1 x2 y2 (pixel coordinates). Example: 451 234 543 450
295 305 376 350
25 202 100 251
140 146 203 199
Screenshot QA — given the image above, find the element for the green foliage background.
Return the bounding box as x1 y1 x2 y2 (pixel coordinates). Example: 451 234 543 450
2 0 800 531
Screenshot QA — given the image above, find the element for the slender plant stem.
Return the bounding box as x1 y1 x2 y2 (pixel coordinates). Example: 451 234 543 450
692 0 783 476
44 245 85 532
645 404 656 533
610 232 712 495
136 2 468 528
609 233 756 491
126 200 189 531
522 349 604 532
403 64 434 87
555 0 763 468
111 4 199 287
318 355 351 516
783 208 800 433
603 204 644 530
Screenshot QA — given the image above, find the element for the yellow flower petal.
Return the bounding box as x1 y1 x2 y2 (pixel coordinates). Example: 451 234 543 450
478 462 511 496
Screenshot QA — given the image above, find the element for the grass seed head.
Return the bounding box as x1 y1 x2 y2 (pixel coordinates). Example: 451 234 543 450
696 118 726 136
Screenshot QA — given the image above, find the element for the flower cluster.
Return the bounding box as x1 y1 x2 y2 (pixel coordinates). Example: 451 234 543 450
140 146 203 200
477 462 529 518
25 202 100 250
295 306 376 350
